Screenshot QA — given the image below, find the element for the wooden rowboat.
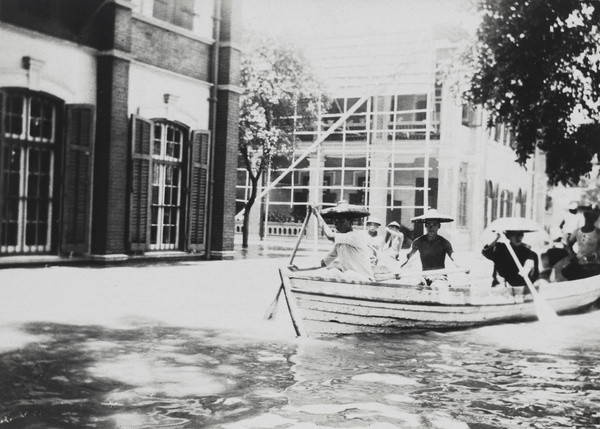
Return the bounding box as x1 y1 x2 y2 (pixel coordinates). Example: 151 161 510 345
279 266 600 337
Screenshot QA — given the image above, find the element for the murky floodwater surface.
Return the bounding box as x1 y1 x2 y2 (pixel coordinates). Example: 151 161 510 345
1 310 599 428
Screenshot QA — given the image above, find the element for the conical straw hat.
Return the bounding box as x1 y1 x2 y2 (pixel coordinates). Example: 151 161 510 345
321 200 370 219
411 209 454 223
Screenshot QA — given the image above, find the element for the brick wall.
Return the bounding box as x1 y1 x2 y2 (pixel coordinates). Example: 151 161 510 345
131 19 211 81
210 89 240 253
92 55 130 254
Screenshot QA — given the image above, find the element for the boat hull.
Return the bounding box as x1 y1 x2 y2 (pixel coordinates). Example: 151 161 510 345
280 267 600 336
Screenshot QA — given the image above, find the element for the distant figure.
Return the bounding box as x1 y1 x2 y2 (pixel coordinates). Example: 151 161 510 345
561 204 600 280
365 217 384 265
482 231 539 289
311 201 374 281
559 201 584 245
381 221 404 261
401 209 461 287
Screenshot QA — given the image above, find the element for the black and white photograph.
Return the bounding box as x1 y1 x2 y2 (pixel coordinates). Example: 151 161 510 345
1 0 599 427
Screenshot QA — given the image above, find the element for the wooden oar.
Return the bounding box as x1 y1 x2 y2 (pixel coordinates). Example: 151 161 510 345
499 233 558 321
264 207 312 320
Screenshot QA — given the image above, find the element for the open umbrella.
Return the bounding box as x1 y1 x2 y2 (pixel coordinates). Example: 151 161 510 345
482 217 550 252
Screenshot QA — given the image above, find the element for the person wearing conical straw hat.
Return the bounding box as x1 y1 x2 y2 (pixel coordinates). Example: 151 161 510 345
401 209 461 288
310 200 374 282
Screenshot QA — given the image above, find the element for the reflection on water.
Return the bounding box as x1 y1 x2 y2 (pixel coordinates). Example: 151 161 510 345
273 311 600 429
1 311 600 428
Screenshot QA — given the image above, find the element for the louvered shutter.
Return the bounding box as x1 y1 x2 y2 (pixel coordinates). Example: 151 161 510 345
61 105 95 254
0 91 5 235
128 115 152 252
187 130 210 252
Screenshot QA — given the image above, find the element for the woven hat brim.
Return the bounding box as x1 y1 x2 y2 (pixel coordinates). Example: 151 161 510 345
411 217 454 223
321 206 370 219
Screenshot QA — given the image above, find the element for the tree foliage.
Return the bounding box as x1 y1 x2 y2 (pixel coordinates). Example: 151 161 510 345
238 33 328 246
465 0 600 186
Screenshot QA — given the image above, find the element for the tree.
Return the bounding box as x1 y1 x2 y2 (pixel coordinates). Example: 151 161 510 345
238 33 327 248
464 0 600 186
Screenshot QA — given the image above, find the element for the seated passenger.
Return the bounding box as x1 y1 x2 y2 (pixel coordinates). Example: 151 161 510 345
482 230 539 289
561 204 600 280
381 221 404 261
365 216 384 266
311 201 374 282
374 221 405 273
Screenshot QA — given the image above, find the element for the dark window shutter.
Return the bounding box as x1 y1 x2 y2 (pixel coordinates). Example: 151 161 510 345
187 130 209 252
128 115 152 252
61 104 95 254
0 91 5 238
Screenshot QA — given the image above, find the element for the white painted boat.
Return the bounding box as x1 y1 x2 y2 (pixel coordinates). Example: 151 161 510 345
279 266 600 336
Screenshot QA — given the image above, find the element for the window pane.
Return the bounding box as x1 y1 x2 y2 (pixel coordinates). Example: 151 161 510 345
152 0 171 22
6 95 24 135
30 98 42 138
153 124 162 156
175 0 195 30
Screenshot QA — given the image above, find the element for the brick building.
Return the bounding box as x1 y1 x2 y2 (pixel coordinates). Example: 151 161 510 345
0 0 241 263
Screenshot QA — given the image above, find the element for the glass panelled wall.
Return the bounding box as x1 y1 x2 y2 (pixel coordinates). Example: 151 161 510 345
236 89 441 239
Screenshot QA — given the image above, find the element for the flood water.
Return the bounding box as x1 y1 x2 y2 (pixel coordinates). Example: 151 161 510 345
1 308 599 428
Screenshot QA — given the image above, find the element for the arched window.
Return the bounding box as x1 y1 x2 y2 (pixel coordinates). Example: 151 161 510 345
485 180 493 227
1 89 95 256
0 90 60 254
150 121 186 250
515 189 523 218
129 115 209 253
500 190 508 217
520 190 527 217
491 184 499 222
506 190 514 217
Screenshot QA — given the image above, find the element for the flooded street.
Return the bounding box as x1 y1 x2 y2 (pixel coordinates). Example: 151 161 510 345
1 308 599 428
0 255 599 428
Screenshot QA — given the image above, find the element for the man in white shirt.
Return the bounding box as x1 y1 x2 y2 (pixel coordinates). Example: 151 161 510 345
311 201 374 281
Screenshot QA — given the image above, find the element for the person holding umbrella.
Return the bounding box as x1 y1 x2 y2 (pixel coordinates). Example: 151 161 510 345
401 209 461 287
482 229 539 289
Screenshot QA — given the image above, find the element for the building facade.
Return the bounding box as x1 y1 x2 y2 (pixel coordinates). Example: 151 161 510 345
0 0 241 262
236 26 547 252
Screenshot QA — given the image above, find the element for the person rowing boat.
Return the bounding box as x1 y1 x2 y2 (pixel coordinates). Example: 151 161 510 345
400 209 462 288
310 201 374 282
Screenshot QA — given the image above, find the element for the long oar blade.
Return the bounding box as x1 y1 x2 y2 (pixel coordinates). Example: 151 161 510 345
264 207 312 321
500 233 558 321
534 297 559 323
263 286 282 320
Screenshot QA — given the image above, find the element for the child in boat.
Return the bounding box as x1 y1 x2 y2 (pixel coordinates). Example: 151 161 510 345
310 201 375 282
561 204 600 280
482 230 539 289
401 209 461 288
365 216 385 266
381 221 404 262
